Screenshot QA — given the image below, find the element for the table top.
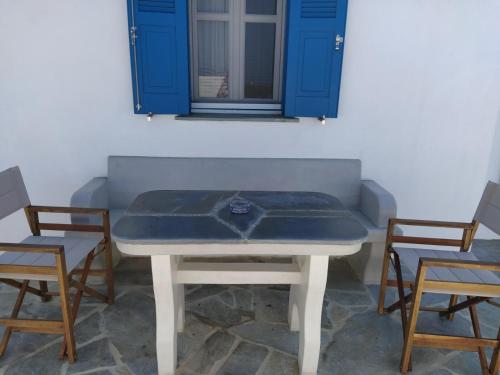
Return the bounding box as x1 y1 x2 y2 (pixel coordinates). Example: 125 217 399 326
112 190 368 248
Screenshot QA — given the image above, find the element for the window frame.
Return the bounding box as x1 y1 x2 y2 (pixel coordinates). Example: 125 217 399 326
189 0 286 105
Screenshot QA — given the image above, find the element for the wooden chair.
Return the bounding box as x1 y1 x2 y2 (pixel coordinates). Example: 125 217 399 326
0 166 114 362
377 181 500 374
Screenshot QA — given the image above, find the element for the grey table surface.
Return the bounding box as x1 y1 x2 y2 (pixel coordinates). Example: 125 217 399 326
112 190 368 245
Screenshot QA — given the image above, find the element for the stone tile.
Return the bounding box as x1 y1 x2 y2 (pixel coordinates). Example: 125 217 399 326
0 330 56 365
249 216 366 243
186 285 225 303
318 310 442 375
114 365 135 375
178 313 216 364
253 287 289 323
328 302 350 323
368 284 396 308
230 322 298 355
233 288 253 311
445 351 484 375
104 291 158 375
114 257 153 286
216 341 268 375
219 291 235 307
325 289 372 307
326 259 366 292
416 311 473 338
239 191 344 211
113 216 241 242
67 339 115 374
185 330 235 374
476 301 500 338
4 343 63 375
426 369 455 375
74 311 102 345
188 297 254 328
260 351 299 375
321 299 333 329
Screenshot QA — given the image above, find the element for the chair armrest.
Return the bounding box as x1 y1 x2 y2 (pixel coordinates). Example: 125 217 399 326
25 206 110 235
29 206 108 215
70 177 108 225
420 257 500 273
387 219 476 248
389 218 474 229
0 243 63 254
360 180 397 228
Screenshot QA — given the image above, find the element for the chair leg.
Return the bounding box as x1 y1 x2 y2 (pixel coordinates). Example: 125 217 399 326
468 297 489 375
0 280 29 357
377 247 392 314
400 267 426 374
39 281 51 302
490 329 500 375
446 294 459 320
394 253 412 371
59 251 94 359
55 253 77 363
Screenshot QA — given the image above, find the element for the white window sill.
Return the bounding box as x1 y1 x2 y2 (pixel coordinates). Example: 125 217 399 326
175 114 299 123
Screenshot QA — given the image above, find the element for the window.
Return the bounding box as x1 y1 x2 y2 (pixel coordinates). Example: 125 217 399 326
127 0 347 118
189 0 285 114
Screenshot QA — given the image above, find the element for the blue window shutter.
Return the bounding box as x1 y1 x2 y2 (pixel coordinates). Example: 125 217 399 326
127 0 190 115
283 0 348 118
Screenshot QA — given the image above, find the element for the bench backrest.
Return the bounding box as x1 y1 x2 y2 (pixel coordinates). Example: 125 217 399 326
107 156 362 209
0 166 31 220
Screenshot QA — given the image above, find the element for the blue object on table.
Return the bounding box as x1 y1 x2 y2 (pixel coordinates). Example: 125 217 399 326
229 198 251 214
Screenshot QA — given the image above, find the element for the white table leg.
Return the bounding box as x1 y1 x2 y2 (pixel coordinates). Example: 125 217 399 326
177 283 185 332
294 255 329 375
151 255 179 375
288 256 300 332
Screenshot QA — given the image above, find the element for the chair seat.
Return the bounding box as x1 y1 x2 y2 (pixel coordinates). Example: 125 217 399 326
0 235 103 281
395 247 500 285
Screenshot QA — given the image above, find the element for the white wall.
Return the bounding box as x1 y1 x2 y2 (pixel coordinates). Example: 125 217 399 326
1 0 500 242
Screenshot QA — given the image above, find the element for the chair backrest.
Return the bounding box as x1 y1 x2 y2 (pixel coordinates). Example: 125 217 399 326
0 166 31 220
474 181 500 235
107 156 362 209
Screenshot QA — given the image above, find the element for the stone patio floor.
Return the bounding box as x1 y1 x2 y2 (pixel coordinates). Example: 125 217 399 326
0 240 498 375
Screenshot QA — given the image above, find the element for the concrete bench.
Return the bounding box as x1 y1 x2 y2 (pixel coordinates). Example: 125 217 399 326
71 156 397 283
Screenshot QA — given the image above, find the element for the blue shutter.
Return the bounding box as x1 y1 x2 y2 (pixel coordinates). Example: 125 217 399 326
283 0 348 118
127 0 190 115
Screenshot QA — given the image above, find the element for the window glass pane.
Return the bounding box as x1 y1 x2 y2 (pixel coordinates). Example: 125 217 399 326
197 20 229 98
197 0 228 13
244 23 276 99
246 0 277 15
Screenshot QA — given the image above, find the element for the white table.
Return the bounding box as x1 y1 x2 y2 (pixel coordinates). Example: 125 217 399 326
112 190 367 375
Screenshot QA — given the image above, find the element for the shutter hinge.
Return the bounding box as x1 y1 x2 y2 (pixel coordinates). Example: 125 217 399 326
335 34 344 51
130 26 138 46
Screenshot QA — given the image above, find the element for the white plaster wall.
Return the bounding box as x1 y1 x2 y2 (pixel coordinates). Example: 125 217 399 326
1 0 500 243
